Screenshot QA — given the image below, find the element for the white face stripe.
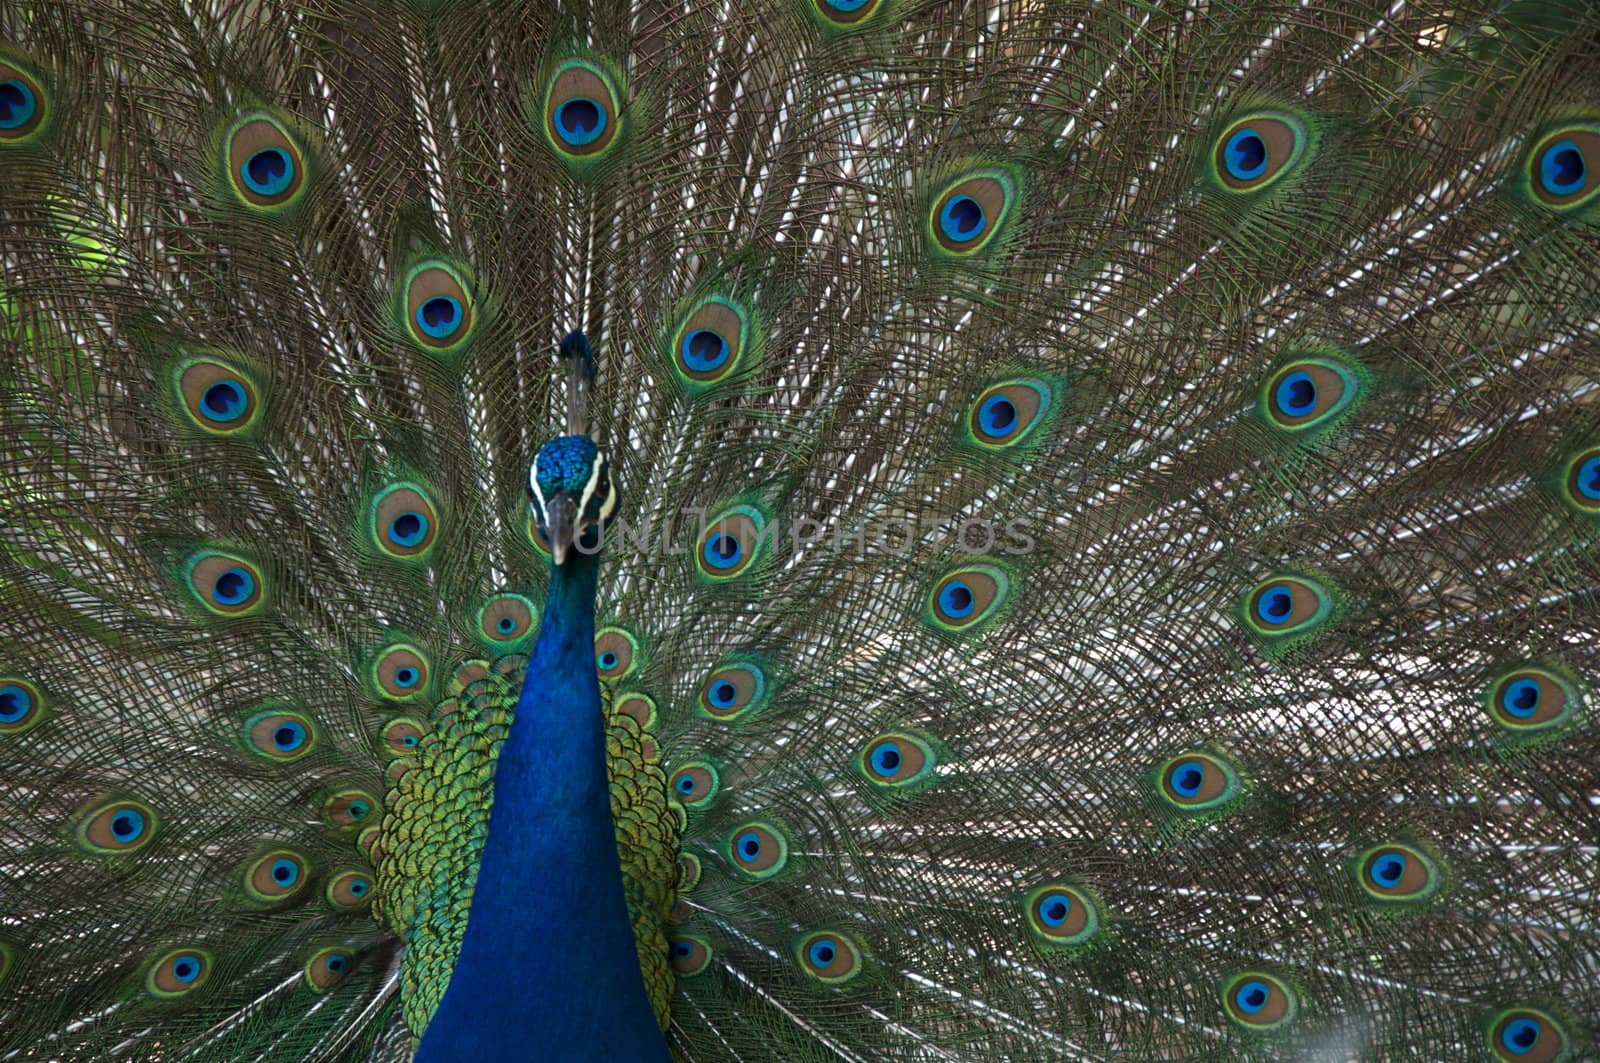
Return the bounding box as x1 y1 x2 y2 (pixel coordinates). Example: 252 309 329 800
598 467 618 522
576 451 603 521
528 453 548 518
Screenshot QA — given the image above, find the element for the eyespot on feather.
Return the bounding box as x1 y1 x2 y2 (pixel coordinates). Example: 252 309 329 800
0 678 45 735
697 662 768 721
795 931 863 985
669 761 720 809
925 564 1009 634
184 550 264 616
967 378 1052 449
1260 356 1362 434
678 852 703 891
542 59 622 160
614 692 658 730
1485 666 1581 733
0 60 48 144
669 935 712 976
1559 447 1600 515
304 947 354 992
811 0 882 27
224 112 305 210
478 592 537 646
1156 752 1242 813
1023 883 1102 949
1221 971 1297 1030
857 732 937 790
322 788 380 829
1525 124 1600 211
147 948 212 997
242 708 316 761
696 505 769 580
594 627 640 681
76 799 157 855
1355 842 1444 904
327 870 374 909
245 850 309 903
382 717 425 756
1487 1007 1568 1063
726 821 788 879
174 357 261 435
370 484 439 559
402 261 475 354
1212 112 1308 193
929 170 1016 256
1241 575 1334 639
669 296 751 389
371 644 430 701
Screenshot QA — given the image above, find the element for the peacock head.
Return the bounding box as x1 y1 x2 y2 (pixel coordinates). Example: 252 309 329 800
527 435 617 565
527 330 616 565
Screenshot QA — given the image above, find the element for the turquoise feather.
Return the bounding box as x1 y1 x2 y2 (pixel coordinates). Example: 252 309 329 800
1 1 1599 1061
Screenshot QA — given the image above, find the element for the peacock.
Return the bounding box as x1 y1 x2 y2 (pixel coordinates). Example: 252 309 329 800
2 0 1599 1058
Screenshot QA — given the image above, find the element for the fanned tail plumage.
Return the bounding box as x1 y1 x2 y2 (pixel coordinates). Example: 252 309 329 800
2 0 1599 1059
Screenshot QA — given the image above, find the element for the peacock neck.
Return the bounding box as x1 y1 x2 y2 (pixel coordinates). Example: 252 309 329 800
415 551 667 1061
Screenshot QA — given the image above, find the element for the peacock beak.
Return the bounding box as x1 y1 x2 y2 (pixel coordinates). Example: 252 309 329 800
545 490 581 566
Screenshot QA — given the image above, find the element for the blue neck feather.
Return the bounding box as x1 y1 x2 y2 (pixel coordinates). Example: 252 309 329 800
416 552 667 1061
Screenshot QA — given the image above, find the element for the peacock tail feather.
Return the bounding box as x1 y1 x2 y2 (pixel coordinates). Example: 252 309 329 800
2 0 1599 1059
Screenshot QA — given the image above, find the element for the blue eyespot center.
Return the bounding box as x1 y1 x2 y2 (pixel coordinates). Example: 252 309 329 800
871 742 902 775
1502 1017 1541 1054
348 800 370 819
939 580 975 619
554 98 605 146
497 617 516 633
241 147 293 196
1501 678 1541 718
677 775 695 794
808 940 837 966
1541 140 1585 196
213 567 255 605
172 956 201 982
1171 761 1204 797
325 953 348 973
394 667 418 688
1577 456 1600 500
1373 854 1405 887
0 684 31 722
704 533 742 569
416 296 462 338
1039 892 1071 927
736 831 761 860
939 195 986 241
598 651 618 669
682 329 731 372
350 879 368 896
710 680 737 707
1275 371 1316 416
673 941 693 958
0 80 37 129
1224 128 1268 180
1257 586 1292 623
979 395 1017 435
826 0 870 10
201 381 247 421
389 512 428 546
1235 980 1268 1014
112 810 145 840
271 857 299 885
273 722 306 751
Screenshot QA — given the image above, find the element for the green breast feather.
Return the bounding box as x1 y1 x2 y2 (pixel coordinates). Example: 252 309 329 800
374 655 680 1034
